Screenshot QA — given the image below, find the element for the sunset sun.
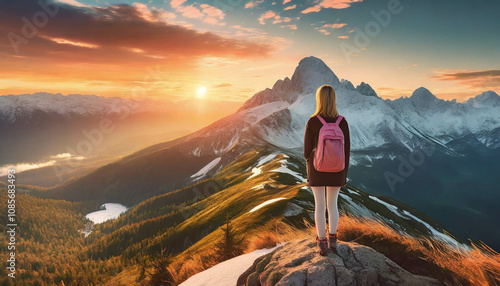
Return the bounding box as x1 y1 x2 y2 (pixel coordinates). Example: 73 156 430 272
197 86 207 98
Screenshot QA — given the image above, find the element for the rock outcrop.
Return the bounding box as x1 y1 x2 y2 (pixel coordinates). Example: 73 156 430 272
237 237 442 286
356 82 379 98
237 56 340 112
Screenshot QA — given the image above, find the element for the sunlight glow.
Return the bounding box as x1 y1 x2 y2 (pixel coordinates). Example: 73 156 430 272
197 86 207 98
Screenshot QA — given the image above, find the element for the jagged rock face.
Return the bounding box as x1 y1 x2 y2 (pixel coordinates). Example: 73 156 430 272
291 56 340 93
340 79 355 90
356 82 378 98
237 56 340 112
237 237 441 286
232 56 500 153
408 87 440 109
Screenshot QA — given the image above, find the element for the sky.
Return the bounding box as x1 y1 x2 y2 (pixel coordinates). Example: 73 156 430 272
0 0 499 102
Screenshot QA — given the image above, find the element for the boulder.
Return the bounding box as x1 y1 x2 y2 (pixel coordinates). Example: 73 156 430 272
237 237 442 286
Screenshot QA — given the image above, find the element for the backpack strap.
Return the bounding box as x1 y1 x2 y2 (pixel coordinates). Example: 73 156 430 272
316 115 343 125
316 115 327 125
334 115 344 126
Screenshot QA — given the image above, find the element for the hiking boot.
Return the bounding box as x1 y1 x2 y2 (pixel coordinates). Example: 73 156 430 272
316 236 328 256
328 233 337 250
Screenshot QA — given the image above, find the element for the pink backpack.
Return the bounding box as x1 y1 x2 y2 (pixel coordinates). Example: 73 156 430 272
313 115 345 172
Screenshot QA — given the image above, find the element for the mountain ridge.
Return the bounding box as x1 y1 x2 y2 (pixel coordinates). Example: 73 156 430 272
0 92 245 124
34 55 500 250
237 238 443 286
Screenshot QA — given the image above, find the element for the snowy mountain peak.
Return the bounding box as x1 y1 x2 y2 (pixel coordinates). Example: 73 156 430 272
290 56 340 94
237 56 339 112
356 82 379 98
295 56 331 74
340 79 355 90
272 76 292 90
411 87 436 98
466 90 500 107
409 87 438 106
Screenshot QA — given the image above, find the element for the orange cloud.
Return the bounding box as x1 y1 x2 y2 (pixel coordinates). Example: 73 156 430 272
177 5 204 18
431 70 500 90
302 0 363 13
258 10 277 24
282 24 297 30
0 0 275 98
214 83 232 88
272 15 292 24
42 36 99 48
321 0 363 9
259 10 292 25
323 23 347 29
170 0 187 9
315 23 347 35
301 5 322 13
0 1 272 63
167 1 226 25
55 0 87 7
245 0 264 9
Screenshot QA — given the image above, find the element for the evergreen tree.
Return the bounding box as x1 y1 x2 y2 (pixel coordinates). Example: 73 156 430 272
213 214 248 261
149 250 175 286
137 257 148 282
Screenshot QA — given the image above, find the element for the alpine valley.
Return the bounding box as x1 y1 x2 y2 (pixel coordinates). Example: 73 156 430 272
1 56 499 285
41 56 500 249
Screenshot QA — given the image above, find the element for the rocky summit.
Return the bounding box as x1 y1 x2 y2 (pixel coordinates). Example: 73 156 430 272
237 236 441 286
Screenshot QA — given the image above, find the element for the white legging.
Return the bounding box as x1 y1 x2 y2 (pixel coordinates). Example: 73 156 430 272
311 186 340 239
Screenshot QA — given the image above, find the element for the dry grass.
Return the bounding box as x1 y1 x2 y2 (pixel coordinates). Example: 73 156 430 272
171 248 219 284
168 214 500 286
246 219 313 252
335 213 500 286
420 238 500 286
246 232 281 251
171 218 311 285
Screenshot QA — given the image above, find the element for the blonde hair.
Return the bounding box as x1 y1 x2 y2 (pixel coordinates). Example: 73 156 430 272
311 84 339 118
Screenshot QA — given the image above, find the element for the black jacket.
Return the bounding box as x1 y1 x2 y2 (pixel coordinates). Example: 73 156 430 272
303 115 350 186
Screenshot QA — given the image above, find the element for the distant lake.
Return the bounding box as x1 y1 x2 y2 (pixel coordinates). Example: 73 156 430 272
85 203 128 224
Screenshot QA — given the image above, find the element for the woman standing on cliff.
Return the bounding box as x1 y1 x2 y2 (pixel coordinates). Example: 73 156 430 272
303 84 350 256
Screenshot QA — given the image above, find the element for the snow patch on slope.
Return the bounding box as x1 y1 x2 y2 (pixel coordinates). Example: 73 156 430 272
247 166 263 180
248 197 287 213
191 147 201 157
270 156 305 181
284 202 303 217
368 195 466 249
178 243 286 286
191 157 221 179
